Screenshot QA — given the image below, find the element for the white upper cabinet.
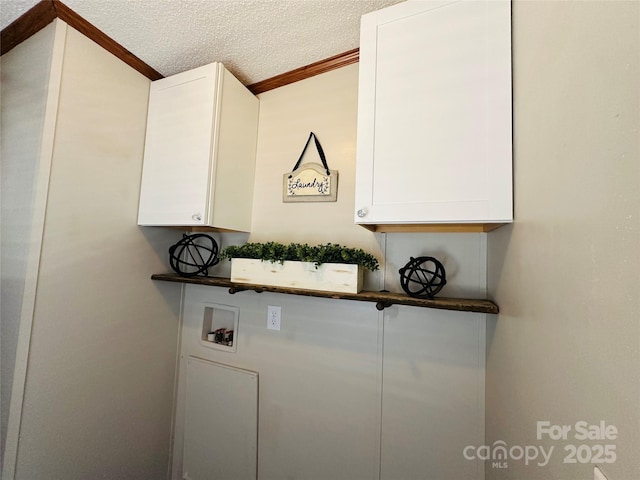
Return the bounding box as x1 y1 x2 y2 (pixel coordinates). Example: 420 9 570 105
355 0 512 231
138 62 259 232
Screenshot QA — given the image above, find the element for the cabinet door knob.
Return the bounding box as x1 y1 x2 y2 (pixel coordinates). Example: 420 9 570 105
192 213 202 221
357 208 368 218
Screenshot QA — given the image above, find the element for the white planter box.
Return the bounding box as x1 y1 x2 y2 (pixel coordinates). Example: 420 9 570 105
230 258 364 294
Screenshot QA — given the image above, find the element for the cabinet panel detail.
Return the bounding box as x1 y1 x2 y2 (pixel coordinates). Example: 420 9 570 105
355 0 512 229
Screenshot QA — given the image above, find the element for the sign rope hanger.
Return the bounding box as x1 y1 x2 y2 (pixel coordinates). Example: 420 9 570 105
283 132 338 203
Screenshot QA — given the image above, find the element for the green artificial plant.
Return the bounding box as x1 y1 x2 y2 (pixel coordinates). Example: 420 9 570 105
221 242 379 271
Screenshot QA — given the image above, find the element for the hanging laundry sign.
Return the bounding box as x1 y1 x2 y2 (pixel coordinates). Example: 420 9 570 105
283 132 338 202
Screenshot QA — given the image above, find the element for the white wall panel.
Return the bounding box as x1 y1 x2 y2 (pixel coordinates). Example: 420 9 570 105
183 357 258 480
381 307 485 480
174 285 382 480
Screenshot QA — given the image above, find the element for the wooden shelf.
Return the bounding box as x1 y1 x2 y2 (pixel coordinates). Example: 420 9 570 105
151 273 499 314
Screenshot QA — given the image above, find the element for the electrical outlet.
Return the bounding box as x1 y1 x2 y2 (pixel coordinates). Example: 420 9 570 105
267 305 281 331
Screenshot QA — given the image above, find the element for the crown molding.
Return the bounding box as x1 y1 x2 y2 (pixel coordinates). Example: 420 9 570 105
0 1 56 55
247 48 359 95
1 0 163 80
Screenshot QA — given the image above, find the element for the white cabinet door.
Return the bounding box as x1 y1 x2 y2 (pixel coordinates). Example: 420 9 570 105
138 63 259 231
355 0 512 226
138 63 219 226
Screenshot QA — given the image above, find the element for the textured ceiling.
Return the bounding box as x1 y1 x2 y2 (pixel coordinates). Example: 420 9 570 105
1 0 405 85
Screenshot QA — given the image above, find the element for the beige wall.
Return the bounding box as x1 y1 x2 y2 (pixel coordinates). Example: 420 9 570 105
487 2 640 479
247 65 385 291
250 66 375 247
3 22 183 479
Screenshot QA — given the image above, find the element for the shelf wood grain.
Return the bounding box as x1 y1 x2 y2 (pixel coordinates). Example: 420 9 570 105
151 273 499 314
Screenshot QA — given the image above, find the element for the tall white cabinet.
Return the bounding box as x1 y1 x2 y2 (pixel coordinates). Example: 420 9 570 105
1 20 181 479
138 62 259 232
355 0 512 230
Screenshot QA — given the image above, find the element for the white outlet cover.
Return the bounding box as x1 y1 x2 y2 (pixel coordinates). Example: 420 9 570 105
267 305 281 331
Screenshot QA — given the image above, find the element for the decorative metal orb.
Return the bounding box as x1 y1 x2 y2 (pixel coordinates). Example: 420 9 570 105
169 233 219 277
398 256 447 299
